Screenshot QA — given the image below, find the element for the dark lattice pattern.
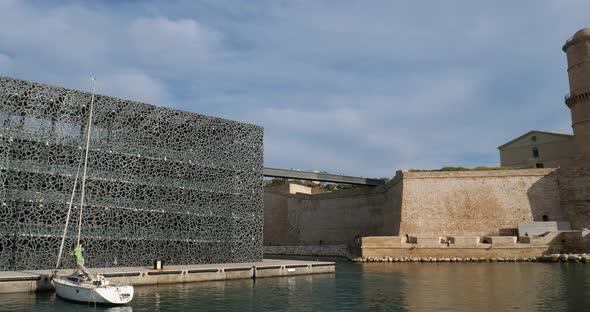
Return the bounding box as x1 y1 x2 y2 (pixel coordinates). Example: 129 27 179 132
0 76 263 270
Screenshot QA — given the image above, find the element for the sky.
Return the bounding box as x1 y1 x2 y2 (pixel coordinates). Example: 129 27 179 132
0 0 587 178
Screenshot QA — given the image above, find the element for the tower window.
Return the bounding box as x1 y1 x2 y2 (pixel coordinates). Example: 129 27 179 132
532 147 539 158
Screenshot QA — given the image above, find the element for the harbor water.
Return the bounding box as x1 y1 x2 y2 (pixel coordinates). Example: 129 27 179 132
1 257 589 312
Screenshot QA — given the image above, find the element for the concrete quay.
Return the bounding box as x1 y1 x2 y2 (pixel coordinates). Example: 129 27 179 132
0 259 335 294
352 232 590 260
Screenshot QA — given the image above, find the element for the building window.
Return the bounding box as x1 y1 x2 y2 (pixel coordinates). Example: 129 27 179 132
532 147 539 158
542 215 549 221
531 135 537 142
536 163 544 168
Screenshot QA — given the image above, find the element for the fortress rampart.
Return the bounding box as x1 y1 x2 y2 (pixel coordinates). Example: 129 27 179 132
399 169 560 236
264 179 398 246
264 169 560 246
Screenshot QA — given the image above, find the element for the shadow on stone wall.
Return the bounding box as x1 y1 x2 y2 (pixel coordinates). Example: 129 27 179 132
499 228 518 236
384 173 403 237
526 170 563 222
558 166 590 230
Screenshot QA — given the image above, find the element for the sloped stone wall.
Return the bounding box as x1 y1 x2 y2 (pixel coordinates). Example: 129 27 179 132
264 184 395 245
264 169 560 245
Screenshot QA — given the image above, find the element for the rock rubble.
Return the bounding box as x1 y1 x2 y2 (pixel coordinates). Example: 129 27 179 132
352 254 590 263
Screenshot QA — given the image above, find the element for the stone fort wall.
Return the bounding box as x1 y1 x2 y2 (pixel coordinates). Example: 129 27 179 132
264 168 560 245
559 167 590 230
264 176 402 245
399 169 561 237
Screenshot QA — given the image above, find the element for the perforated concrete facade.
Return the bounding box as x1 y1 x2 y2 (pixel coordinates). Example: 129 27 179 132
0 76 263 270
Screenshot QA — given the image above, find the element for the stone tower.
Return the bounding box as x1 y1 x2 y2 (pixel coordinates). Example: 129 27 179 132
563 28 590 166
560 28 590 229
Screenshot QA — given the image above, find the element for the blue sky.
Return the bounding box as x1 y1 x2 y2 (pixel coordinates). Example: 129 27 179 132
0 0 587 177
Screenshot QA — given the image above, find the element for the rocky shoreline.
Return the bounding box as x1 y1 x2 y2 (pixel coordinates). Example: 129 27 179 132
353 253 590 263
263 245 590 264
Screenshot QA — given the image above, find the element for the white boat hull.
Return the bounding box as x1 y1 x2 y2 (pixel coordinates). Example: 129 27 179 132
53 276 134 305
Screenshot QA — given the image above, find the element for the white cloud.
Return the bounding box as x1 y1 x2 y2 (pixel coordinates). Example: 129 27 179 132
0 3 116 66
255 107 364 132
99 71 170 105
0 2 221 77
128 17 220 66
0 0 584 177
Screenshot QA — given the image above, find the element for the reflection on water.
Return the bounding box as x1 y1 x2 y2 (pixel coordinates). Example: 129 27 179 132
0 290 134 311
1 258 589 312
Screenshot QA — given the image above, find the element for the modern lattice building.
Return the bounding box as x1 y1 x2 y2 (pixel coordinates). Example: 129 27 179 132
0 76 263 270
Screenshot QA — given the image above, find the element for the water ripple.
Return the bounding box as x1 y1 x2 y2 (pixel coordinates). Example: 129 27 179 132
1 259 589 312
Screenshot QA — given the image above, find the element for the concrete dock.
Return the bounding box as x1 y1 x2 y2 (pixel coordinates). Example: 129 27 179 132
0 259 335 294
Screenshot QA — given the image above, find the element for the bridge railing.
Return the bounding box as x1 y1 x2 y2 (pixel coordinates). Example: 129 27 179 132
263 167 385 186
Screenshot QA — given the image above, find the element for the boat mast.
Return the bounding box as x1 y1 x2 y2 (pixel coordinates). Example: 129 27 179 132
55 152 83 269
76 77 96 247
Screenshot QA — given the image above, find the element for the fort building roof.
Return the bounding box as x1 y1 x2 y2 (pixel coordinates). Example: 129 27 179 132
573 28 590 40
497 130 572 150
563 27 590 51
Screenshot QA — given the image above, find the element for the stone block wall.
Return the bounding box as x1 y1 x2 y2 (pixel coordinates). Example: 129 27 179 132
398 169 561 237
263 244 350 258
485 236 517 246
264 168 563 248
359 236 405 247
263 177 402 245
448 236 480 246
559 166 590 230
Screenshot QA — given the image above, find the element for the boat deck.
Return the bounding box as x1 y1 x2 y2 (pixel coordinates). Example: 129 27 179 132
0 259 335 294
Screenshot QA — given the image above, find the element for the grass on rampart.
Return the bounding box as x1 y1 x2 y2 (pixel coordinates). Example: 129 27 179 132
408 166 530 172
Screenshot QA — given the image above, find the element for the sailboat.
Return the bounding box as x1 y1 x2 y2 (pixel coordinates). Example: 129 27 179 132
51 78 134 305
